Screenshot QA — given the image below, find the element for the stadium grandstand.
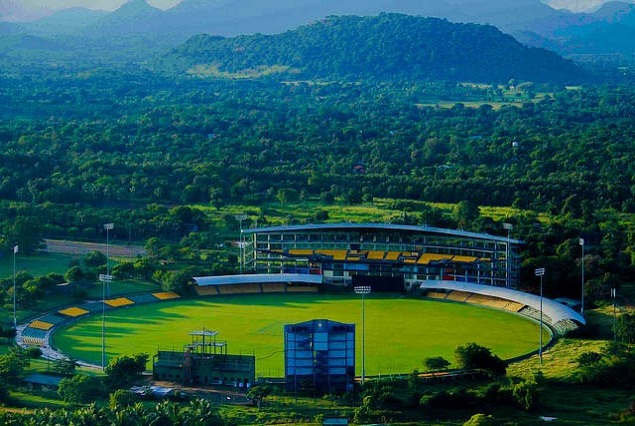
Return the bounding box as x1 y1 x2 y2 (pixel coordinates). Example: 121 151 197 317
241 223 522 291
192 274 322 295
420 281 586 335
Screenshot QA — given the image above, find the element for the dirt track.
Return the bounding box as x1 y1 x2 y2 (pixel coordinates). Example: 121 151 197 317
43 239 146 258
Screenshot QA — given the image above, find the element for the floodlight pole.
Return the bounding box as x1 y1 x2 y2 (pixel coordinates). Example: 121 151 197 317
13 245 18 329
102 223 114 370
535 268 545 365
611 288 617 342
354 285 371 386
579 238 585 317
504 223 513 288
234 214 247 274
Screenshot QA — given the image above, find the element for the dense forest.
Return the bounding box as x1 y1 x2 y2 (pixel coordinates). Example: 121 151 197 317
1 59 635 302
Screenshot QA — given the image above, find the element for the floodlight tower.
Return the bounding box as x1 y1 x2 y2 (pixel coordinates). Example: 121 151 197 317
234 214 248 274
354 285 371 386
13 245 18 328
579 238 585 317
503 223 513 288
535 267 545 365
101 223 114 370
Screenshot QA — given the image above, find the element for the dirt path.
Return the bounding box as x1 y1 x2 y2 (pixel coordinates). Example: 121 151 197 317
43 239 146 258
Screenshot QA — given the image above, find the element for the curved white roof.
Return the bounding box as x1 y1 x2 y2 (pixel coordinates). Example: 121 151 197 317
243 223 524 244
421 281 585 325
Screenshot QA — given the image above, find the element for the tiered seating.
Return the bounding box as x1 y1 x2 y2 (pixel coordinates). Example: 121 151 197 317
287 285 319 293
346 251 367 261
417 253 453 265
385 251 401 261
39 314 67 325
314 249 347 260
195 286 220 296
553 319 580 336
446 291 472 302
425 290 448 299
518 306 554 325
502 301 525 312
452 255 478 263
366 251 385 261
152 291 181 300
217 284 261 295
130 293 161 304
78 301 105 313
22 327 46 346
28 320 54 331
105 297 135 308
402 252 420 264
59 306 90 317
288 249 314 256
262 282 286 293
466 293 501 306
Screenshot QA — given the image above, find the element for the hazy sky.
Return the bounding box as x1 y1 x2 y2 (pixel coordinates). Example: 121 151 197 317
545 0 620 12
14 0 635 13
19 0 182 11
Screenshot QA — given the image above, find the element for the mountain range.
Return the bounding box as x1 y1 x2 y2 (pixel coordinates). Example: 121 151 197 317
1 0 635 57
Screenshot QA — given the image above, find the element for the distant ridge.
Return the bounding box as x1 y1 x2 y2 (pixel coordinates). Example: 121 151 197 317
81 0 164 37
161 14 588 84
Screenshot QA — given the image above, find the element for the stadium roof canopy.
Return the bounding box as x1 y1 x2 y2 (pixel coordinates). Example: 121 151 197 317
242 223 524 244
422 281 586 325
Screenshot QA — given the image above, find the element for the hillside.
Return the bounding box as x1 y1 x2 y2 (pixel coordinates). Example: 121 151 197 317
162 14 588 84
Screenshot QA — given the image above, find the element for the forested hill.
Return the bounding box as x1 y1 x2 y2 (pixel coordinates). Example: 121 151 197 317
161 14 588 84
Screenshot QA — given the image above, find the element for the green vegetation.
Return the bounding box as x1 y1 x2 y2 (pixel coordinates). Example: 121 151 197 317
165 14 586 83
52 294 545 375
2 10 635 423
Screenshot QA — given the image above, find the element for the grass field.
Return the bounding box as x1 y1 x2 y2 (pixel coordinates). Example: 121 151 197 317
0 252 75 280
52 293 548 377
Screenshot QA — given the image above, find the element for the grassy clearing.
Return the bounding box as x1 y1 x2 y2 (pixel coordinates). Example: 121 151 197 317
507 338 609 381
416 100 524 110
187 64 296 79
53 294 545 376
0 252 75 280
84 279 161 299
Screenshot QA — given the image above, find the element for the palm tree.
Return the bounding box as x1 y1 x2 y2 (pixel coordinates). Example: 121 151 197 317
148 400 182 426
183 398 224 425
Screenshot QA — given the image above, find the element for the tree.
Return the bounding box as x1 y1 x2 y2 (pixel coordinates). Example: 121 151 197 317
64 266 84 283
104 353 149 389
454 342 506 376
1 216 45 255
0 346 30 386
454 200 480 229
160 270 194 294
109 389 139 410
615 313 635 344
463 413 497 425
58 374 104 404
53 358 78 377
277 188 299 207
183 399 224 425
423 356 450 374
83 251 107 268
248 383 272 409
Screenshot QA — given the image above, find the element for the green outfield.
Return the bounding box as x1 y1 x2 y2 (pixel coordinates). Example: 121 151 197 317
52 293 548 377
